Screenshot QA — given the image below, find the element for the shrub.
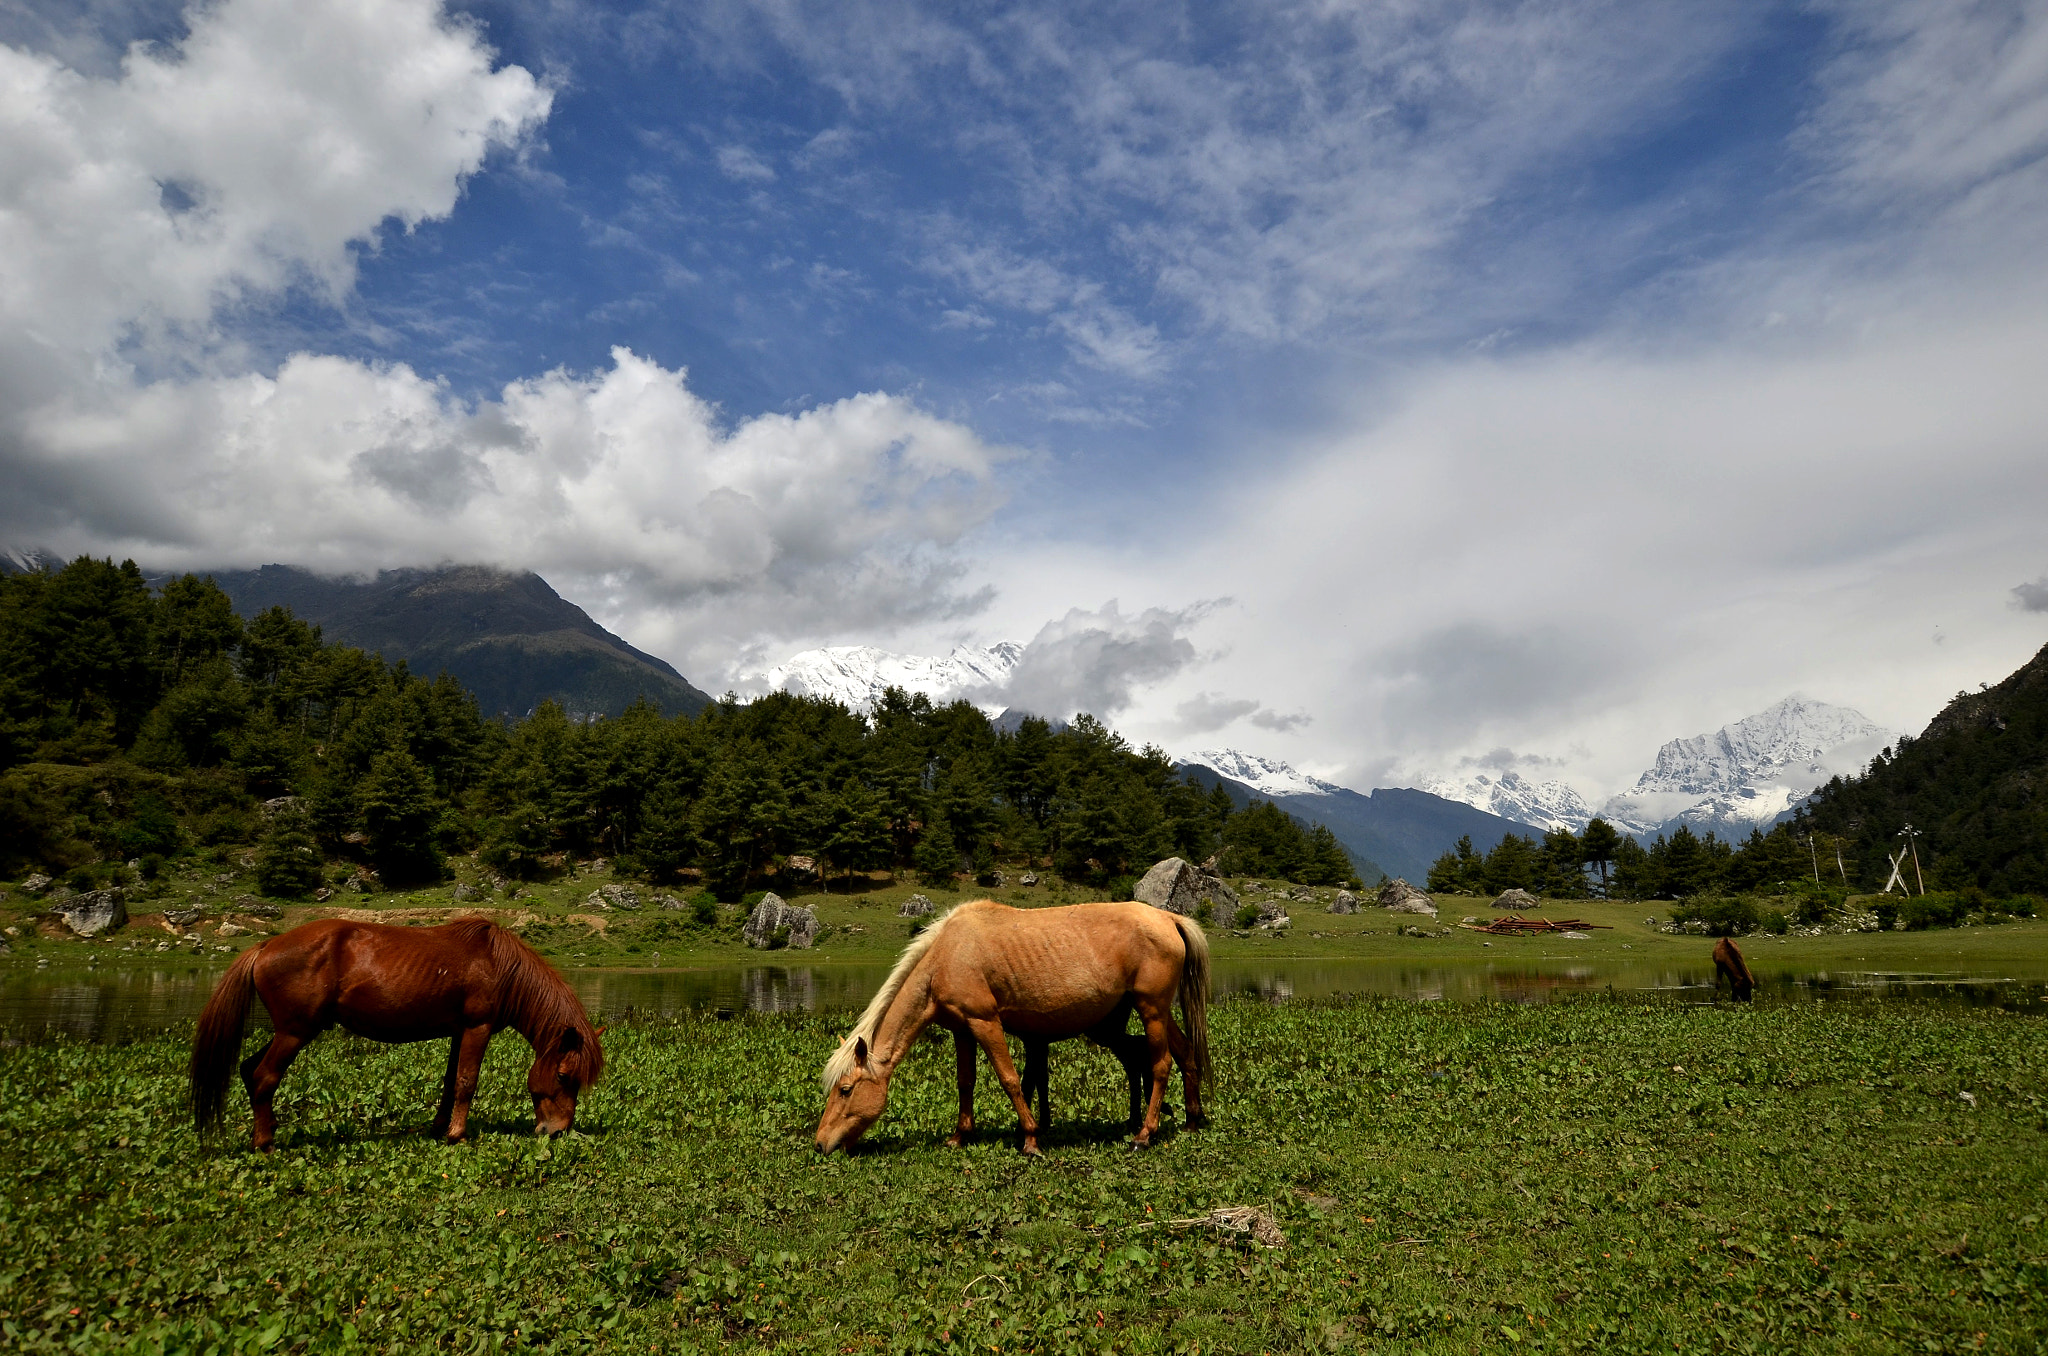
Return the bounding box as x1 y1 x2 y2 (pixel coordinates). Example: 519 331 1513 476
1194 898 1215 927
1233 903 1260 929
690 890 719 926
1897 893 1970 930
1668 896 1759 937
1107 875 1135 902
1872 899 1899 931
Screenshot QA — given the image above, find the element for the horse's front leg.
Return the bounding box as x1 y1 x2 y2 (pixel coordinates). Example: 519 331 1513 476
441 1025 493 1142
241 1031 308 1153
965 1018 1040 1156
1022 1037 1051 1130
432 1034 462 1138
945 1029 977 1148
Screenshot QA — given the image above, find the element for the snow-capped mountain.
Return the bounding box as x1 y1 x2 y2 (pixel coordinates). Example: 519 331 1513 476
1420 770 1597 834
1180 749 1345 798
757 642 1024 714
1599 696 1893 839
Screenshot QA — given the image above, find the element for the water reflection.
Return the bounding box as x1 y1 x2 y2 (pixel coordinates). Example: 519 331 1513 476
2 958 2042 1043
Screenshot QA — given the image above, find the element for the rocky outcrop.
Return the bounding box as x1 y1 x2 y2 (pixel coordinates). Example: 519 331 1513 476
54 888 127 936
452 881 485 902
230 896 282 919
21 873 53 895
586 883 642 911
1492 888 1541 911
742 893 820 949
1134 858 1205 915
898 893 935 918
1377 879 1438 916
1019 872 1039 886
1328 889 1359 914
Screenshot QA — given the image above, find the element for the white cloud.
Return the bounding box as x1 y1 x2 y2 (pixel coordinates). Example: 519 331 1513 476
0 0 1011 682
716 143 777 182
995 600 1214 721
0 0 550 368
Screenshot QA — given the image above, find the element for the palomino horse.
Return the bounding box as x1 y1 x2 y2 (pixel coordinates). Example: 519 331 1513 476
815 900 1209 1155
1712 937 1756 1002
191 918 603 1151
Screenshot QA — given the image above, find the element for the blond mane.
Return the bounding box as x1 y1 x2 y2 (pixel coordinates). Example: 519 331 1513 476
820 901 983 1090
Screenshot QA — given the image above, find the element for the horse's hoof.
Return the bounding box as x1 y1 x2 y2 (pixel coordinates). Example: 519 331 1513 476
944 1135 964 1148
1021 1142 1042 1158
1185 1113 1210 1130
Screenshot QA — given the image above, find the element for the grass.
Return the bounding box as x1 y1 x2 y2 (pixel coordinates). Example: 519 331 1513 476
1 996 2043 1352
10 865 2048 979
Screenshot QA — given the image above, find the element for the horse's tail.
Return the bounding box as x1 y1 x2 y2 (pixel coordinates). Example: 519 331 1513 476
1171 913 1211 1094
191 946 261 1135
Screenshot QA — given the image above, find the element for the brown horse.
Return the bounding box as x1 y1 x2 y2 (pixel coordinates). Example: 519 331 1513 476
1713 937 1755 1002
1020 1000 1158 1133
814 900 1209 1155
191 918 603 1151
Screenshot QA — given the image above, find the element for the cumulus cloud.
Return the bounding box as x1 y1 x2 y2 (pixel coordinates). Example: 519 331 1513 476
0 0 1011 679
0 0 549 372
995 600 1213 721
2013 578 2048 614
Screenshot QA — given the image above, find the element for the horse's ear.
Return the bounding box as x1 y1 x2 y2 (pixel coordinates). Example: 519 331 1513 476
853 1036 871 1070
594 1025 607 1037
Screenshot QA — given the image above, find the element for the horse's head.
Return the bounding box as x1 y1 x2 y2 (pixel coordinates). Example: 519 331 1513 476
529 1026 598 1136
815 1036 889 1153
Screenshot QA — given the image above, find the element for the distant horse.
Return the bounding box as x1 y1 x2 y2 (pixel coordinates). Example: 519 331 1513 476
815 900 1209 1155
1713 937 1755 1002
191 918 603 1151
1019 998 1158 1134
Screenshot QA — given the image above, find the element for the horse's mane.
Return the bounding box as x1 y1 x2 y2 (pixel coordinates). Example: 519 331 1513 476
820 901 980 1090
460 920 605 1086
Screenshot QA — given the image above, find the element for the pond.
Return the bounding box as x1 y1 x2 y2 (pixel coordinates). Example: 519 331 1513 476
3 955 2044 1043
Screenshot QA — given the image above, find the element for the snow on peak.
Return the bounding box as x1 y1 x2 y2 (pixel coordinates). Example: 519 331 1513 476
1420 769 1595 834
1628 696 1891 797
1182 749 1344 798
1600 695 1894 837
758 642 1023 714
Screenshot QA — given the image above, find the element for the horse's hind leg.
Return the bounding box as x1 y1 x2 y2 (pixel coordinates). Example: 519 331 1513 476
1162 1017 1206 1129
241 1031 308 1153
1130 1003 1175 1148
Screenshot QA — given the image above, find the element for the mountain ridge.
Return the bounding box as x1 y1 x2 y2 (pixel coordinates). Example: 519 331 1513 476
204 564 712 720
759 642 1024 714
1177 749 1528 883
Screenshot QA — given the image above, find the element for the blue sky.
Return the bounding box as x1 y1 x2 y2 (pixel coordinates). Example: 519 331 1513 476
4 0 2047 792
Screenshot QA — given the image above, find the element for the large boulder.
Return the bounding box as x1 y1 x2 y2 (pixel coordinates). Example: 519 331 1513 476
742 893 820 950
898 893 935 918
21 873 53 895
1328 889 1359 915
54 888 127 937
586 883 642 911
1492 888 1541 912
1377 879 1438 916
1134 858 1205 915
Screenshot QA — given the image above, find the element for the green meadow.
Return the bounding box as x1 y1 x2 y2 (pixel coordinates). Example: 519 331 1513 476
3 992 2044 1354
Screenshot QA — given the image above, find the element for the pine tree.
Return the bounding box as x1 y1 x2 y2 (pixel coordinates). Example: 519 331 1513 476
254 810 326 898
915 816 959 887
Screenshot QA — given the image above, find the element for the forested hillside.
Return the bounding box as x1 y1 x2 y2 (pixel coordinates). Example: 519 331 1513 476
1795 641 2048 895
0 557 1356 897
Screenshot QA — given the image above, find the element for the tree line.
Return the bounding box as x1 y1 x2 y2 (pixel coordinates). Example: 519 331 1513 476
1427 817 1865 901
0 557 1360 898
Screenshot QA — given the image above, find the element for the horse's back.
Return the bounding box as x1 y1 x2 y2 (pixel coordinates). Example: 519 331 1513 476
251 918 501 1040
932 900 1188 1032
